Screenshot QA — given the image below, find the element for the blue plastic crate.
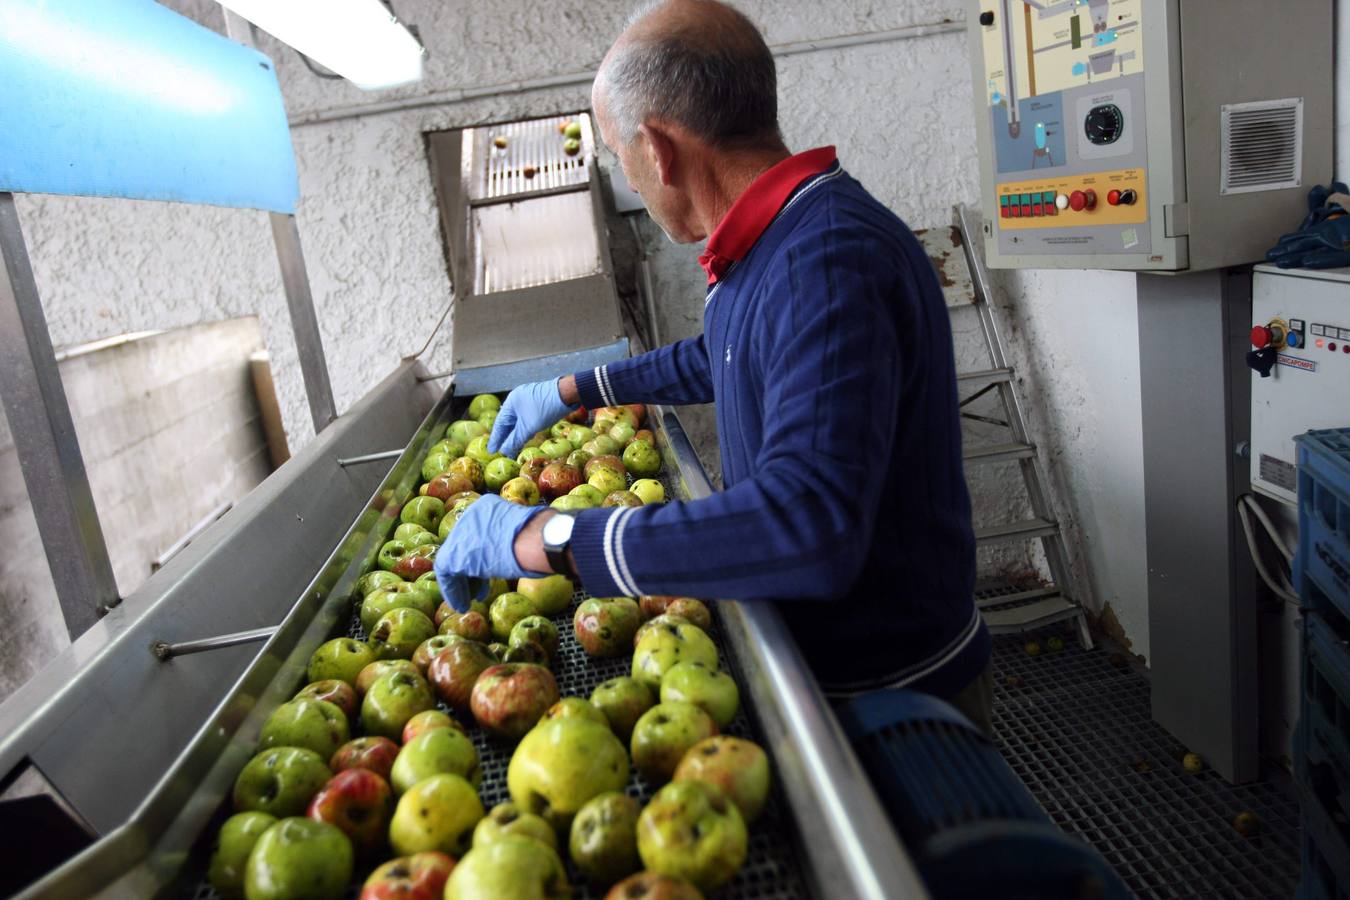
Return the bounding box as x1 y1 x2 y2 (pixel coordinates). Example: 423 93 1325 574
1296 428 1350 624
1298 833 1350 900
1298 775 1350 892
1301 611 1350 787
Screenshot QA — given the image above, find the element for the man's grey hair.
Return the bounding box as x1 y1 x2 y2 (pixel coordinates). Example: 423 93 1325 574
598 0 782 148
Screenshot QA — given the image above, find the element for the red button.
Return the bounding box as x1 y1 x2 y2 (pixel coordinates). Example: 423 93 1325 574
1033 204 1043 216
1107 189 1122 206
1343 344 1350 353
1331 342 1339 352
1083 189 1097 209
1011 205 1020 217
1250 326 1272 348
1001 206 1011 218
1069 191 1087 211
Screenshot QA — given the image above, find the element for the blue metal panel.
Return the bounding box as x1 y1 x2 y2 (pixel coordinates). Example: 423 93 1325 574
0 0 299 213
452 339 631 396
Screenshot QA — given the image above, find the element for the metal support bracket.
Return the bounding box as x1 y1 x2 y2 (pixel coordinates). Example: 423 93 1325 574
0 193 120 639
270 212 337 435
337 448 406 467
151 626 278 661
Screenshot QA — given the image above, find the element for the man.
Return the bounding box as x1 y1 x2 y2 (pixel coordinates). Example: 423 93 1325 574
436 0 992 730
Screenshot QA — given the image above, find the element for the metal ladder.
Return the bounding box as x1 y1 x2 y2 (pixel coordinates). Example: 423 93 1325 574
925 204 1094 649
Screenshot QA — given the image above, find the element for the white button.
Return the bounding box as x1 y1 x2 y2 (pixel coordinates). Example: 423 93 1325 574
1055 194 1070 210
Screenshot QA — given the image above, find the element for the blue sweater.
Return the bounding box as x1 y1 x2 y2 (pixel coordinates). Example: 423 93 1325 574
569 164 989 699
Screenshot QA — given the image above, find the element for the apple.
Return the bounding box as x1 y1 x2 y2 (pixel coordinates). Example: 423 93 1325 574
430 438 465 458
566 449 594 471
403 709 462 744
487 642 508 660
425 471 475 502
630 702 718 783
516 574 574 616
355 659 420 697
551 494 592 511
673 736 770 823
664 598 710 631
465 435 498 466
307 768 392 856
361 852 455 900
660 662 738 729
395 523 430 543
499 476 541 506
378 540 413 573
468 394 501 420
391 727 481 793
549 420 573 441
570 484 606 506
308 637 378 686
539 437 572 459
484 457 520 491
331 736 400 781
566 425 596 449
207 811 276 897
517 446 547 466
427 640 498 713
574 597 643 657
358 570 404 596
449 456 486 491
361 669 436 741
582 435 621 458
623 440 661 477
630 479 665 505
604 872 704 900
413 635 460 672
603 490 643 508
410 570 442 603
472 801 557 851
233 747 332 817
447 420 488 445
507 716 629 833
537 463 583 500
260 698 350 760
638 596 673 619
489 592 538 641
588 467 627 495
632 619 718 689
389 773 484 857
637 781 745 890
544 697 609 727
369 608 437 660
443 835 569 899
440 610 491 643
594 406 638 431
401 496 445 532
570 792 642 887
585 454 627 480
562 137 581 156
393 544 437 580
590 676 656 742
245 817 353 900
634 615 692 647
362 584 433 635
519 456 550 484
607 422 636 447
509 615 559 659
470 663 559 741
634 428 654 445
422 452 455 484
502 642 549 665
294 680 358 721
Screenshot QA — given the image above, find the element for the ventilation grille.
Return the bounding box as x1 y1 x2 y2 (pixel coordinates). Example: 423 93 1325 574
1220 98 1303 195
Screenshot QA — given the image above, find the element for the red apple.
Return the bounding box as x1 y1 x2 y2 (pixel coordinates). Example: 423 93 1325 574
634 429 654 446
427 641 498 714
440 610 491 643
470 663 559 741
604 871 704 899
402 709 463 745
435 601 453 629
356 660 421 697
584 455 627 481
626 404 647 426
392 545 437 580
425 472 475 502
640 596 675 619
330 736 400 781
665 598 711 631
307 768 393 856
519 456 550 484
565 405 589 424
361 851 456 900
537 463 583 501
294 679 359 720
412 635 460 673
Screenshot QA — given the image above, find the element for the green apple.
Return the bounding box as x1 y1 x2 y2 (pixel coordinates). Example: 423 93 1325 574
574 597 643 658
389 773 484 857
377 540 412 573
673 735 771 823
563 121 583 140
516 574 574 616
447 419 488 445
391 728 481 793
355 659 420 696
517 446 547 465
603 490 643 508
207 811 276 897
566 449 593 470
630 479 665 505
244 817 353 900
401 496 445 532
411 571 443 606
566 425 595 449
394 523 430 543
361 583 432 635
369 608 437 661
630 702 718 783
259 698 349 759
449 456 486 492
637 781 746 891
632 619 718 690
307 637 377 686
569 791 641 887
484 457 521 491
465 435 499 466
582 435 620 457
467 394 501 420
361 670 436 741
293 680 358 721
431 438 468 459
405 531 437 549
507 716 629 833
607 422 636 446
660 661 739 729
605 872 705 898
550 420 573 441
232 747 331 817
594 406 638 431
444 835 569 899
509 615 559 659
472 801 558 851
587 466 627 495
569 483 606 506
589 676 655 742
623 440 661 477
539 438 572 459
550 494 591 511
402 708 462 744
543 697 609 727
477 409 498 430
490 592 538 641
500 476 541 506
634 614 694 648
665 598 711 631
422 451 455 483
357 570 403 596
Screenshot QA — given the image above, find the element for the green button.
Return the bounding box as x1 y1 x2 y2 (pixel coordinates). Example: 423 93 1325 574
1019 193 1030 206
1001 195 1010 206
1043 191 1056 203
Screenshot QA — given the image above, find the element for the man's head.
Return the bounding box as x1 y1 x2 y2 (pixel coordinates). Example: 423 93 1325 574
593 0 784 242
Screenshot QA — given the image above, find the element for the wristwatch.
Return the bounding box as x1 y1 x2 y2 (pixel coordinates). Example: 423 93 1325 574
541 511 578 575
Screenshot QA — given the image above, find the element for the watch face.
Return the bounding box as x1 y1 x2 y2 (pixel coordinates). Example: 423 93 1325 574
543 512 576 547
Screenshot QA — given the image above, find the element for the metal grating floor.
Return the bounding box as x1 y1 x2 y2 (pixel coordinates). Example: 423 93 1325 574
991 626 1303 900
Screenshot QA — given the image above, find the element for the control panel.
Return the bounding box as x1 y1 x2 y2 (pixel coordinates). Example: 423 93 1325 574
1249 266 1350 505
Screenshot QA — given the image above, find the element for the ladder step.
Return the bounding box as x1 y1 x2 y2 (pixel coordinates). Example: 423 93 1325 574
957 367 1014 383
963 441 1036 464
975 518 1059 543
981 595 1082 633
975 586 1061 610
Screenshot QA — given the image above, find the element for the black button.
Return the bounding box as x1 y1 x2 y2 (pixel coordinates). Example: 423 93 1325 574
979 10 995 25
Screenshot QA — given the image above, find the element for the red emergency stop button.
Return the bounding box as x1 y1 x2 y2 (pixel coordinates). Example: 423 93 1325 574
1107 189 1122 206
1250 325 1272 347
1069 190 1087 211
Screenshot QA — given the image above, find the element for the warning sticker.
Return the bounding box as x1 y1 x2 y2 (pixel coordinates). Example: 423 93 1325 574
1277 354 1316 372
1259 454 1297 493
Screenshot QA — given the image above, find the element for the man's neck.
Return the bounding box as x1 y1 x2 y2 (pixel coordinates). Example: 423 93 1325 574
689 146 791 240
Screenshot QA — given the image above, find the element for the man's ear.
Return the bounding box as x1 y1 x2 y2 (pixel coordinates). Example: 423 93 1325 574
637 122 678 187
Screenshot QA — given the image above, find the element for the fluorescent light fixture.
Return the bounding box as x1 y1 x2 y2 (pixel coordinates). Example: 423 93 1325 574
217 0 423 90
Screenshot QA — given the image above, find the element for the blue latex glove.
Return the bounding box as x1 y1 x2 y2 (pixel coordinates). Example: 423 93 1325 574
1266 213 1350 269
434 495 548 612
488 378 576 459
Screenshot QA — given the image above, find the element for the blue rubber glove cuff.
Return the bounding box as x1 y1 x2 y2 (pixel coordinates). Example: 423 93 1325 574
433 495 548 613
487 378 577 459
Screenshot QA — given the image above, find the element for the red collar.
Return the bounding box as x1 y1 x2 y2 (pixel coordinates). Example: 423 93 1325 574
697 146 838 285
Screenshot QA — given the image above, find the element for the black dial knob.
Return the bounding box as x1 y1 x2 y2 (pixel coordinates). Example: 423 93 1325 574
1084 103 1124 145
979 10 995 26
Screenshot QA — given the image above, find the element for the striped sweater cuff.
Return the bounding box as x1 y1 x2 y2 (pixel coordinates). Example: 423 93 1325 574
572 365 616 410
569 506 643 598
